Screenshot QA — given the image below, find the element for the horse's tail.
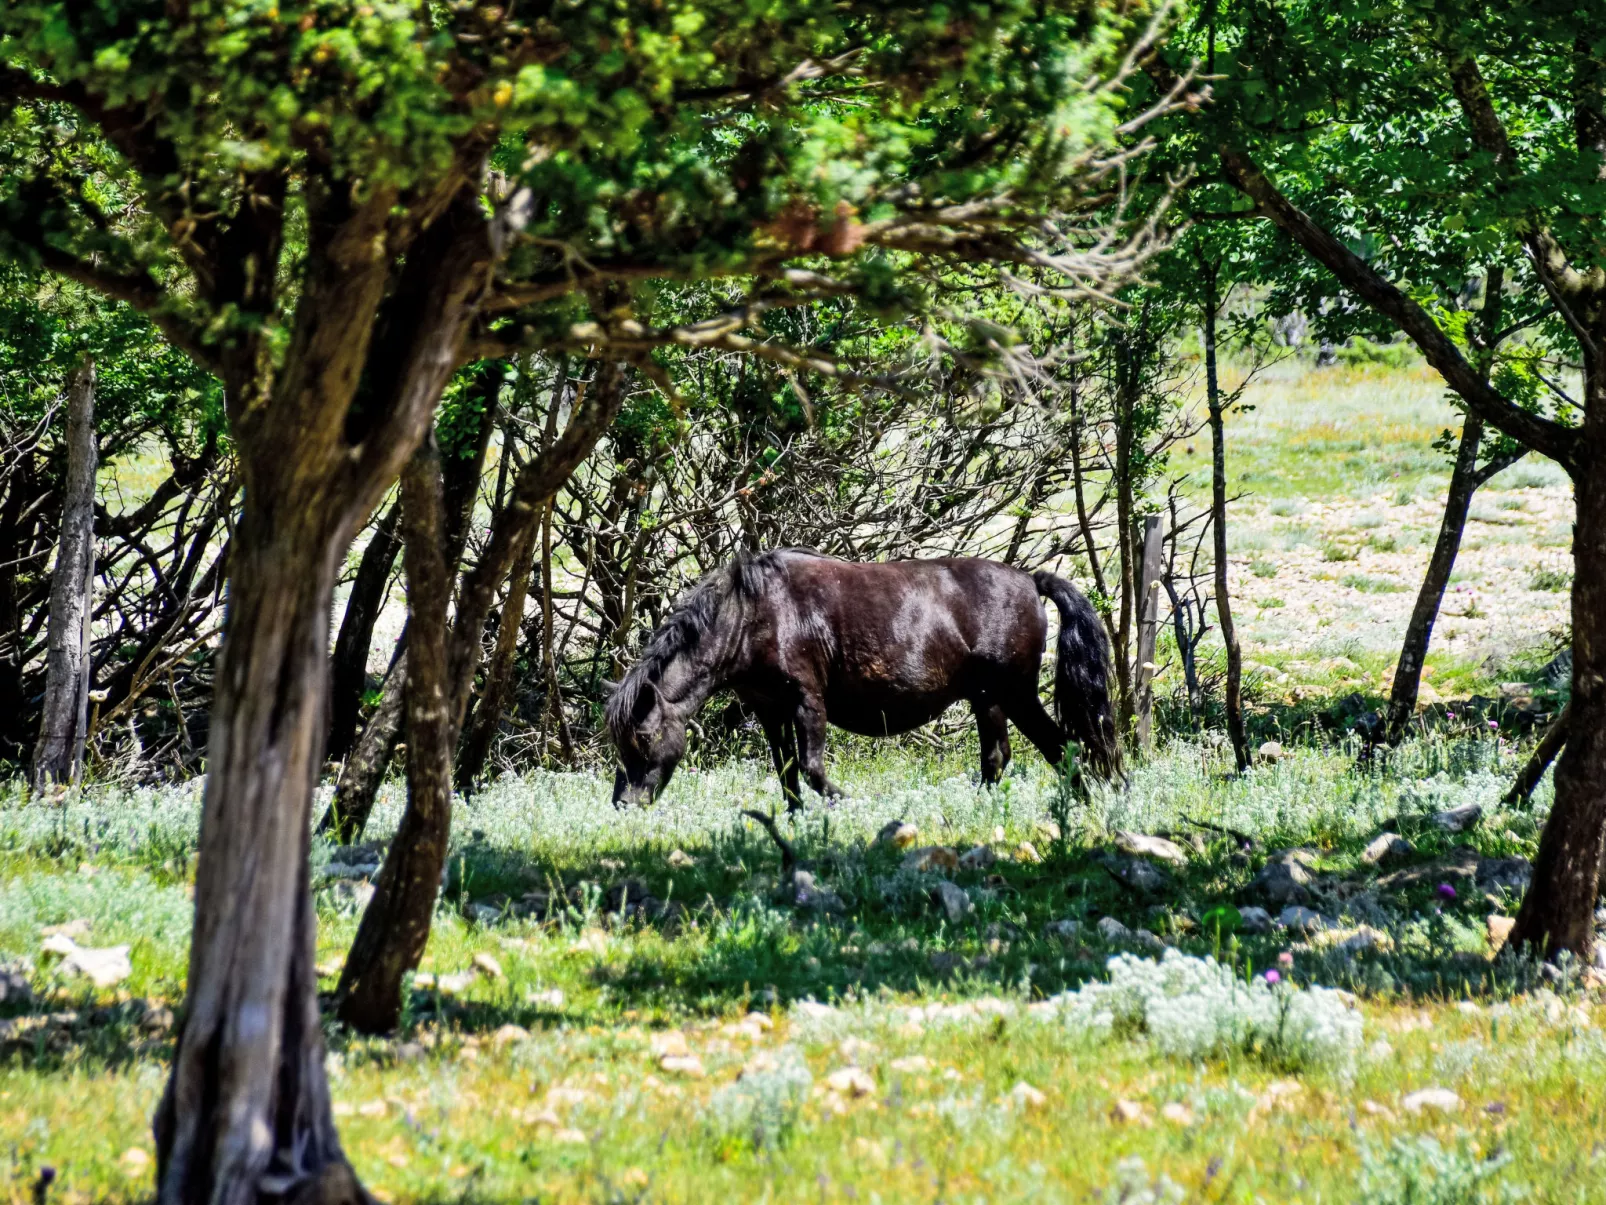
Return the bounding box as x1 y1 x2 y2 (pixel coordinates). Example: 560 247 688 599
1032 570 1121 780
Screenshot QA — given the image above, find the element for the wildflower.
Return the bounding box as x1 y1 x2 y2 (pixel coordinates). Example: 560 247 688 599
1437 883 1457 901
1488 719 1499 731
1263 969 1281 985
1278 952 1295 969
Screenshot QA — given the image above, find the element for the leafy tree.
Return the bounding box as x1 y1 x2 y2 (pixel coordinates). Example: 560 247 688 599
1155 0 1606 957
0 2 1176 1197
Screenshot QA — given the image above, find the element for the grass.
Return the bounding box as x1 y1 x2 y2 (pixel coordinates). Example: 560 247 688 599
0 726 1591 1204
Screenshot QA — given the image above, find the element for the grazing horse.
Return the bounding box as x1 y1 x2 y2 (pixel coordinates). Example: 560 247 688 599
606 549 1120 809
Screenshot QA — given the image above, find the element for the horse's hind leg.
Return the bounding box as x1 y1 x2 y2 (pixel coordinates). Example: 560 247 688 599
759 710 804 812
999 691 1068 772
973 700 1011 785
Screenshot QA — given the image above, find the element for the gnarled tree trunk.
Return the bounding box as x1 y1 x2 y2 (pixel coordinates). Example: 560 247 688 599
32 358 97 792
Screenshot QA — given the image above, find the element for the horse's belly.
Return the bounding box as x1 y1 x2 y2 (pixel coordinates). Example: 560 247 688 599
824 691 956 737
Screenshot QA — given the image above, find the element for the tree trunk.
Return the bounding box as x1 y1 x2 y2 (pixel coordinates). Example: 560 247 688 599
1202 283 1249 772
319 640 406 843
152 491 358 1205
1386 415 1484 739
326 503 402 763
32 358 97 792
1505 701 1569 808
335 443 454 1033
1512 417 1606 961
453 522 537 792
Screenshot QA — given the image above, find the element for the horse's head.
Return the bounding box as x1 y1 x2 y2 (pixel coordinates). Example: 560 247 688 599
606 678 689 808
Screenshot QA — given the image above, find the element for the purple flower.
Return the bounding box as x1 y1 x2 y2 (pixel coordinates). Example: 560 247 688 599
1263 969 1281 985
1488 719 1500 731
1437 883 1457 901
1277 952 1294 969
1447 711 1457 720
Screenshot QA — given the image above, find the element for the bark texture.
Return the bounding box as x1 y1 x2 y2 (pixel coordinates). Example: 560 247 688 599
335 444 454 1033
320 641 406 843
31 358 97 792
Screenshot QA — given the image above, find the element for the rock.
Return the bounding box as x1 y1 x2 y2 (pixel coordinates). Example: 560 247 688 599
120 1147 151 1173
1401 1087 1461 1114
659 1054 705 1078
1475 857 1532 894
40 919 92 941
1107 856 1171 895
1160 1102 1194 1126
927 951 968 974
792 872 847 913
40 936 132 988
471 953 504 980
1097 916 1133 944
138 1004 175 1034
875 820 920 850
932 881 974 924
1111 1098 1150 1125
528 987 566 1008
743 1011 774 1031
826 1067 876 1097
0 969 32 1007
838 1036 878 1064
903 846 960 874
1278 905 1326 935
1361 833 1414 867
464 902 502 925
1036 819 1062 843
958 845 997 871
394 1041 425 1062
1250 853 1314 906
1132 928 1167 954
491 1024 530 1047
436 971 476 995
793 999 836 1018
1014 840 1043 864
1009 1081 1047 1109
1237 906 1274 935
1482 914 1516 951
890 1055 933 1074
1378 845 1481 891
650 1030 689 1059
1257 740 1285 764
1043 918 1082 943
1431 803 1483 834
1314 925 1392 955
1115 832 1190 867
666 849 697 870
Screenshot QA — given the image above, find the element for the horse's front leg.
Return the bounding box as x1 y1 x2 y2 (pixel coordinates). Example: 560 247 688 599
758 710 804 812
795 696 843 801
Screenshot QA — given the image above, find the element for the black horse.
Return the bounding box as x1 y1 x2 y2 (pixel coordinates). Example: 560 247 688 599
606 549 1120 809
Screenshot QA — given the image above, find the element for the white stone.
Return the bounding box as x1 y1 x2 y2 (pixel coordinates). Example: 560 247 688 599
1115 831 1190 866
1401 1087 1461 1114
826 1067 876 1097
1278 905 1326 935
1097 916 1132 943
1238 906 1274 934
1361 832 1413 866
933 881 974 924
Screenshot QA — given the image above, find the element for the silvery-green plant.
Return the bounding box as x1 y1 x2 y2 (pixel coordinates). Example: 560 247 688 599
706 1046 811 1150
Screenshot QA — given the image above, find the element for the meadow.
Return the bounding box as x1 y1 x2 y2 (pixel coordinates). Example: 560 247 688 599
3 360 1592 1204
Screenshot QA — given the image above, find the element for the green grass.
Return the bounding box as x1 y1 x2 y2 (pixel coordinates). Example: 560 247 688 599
0 727 1590 1204
1343 573 1410 595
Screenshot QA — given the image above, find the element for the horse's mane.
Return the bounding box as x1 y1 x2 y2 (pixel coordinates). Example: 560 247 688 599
605 549 819 746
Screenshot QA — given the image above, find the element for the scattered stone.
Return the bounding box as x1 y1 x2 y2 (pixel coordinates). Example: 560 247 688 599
1278 905 1326 935
1379 845 1481 891
958 845 997 871
120 1147 151 1174
464 902 502 925
838 1036 879 1064
1250 853 1314 906
394 1041 425 1063
1361 833 1414 867
659 1054 705 1078
1483 919 1509 957
1475 857 1532 895
1115 832 1190 867
1014 840 1043 864
1132 928 1167 954
1159 1102 1194 1126
528 987 566 1008
666 849 697 870
1237 906 1274 935
743 1011 773 1031
1107 856 1171 895
1043 918 1082 943
932 881 974 924
436 972 476 995
826 1067 876 1098
1111 1098 1150 1125
650 1030 690 1059
1009 1081 1047 1109
890 1055 933 1074
0 968 32 1007
1096 916 1132 944
471 953 504 980
1331 926 1392 955
491 1024 530 1047
1431 803 1483 834
927 951 968 975
552 1127 589 1144
875 820 920 850
40 919 92 941
1257 740 1285 764
1402 1087 1461 1114
39 936 132 988
903 846 960 874
1036 819 1062 843
793 1000 837 1018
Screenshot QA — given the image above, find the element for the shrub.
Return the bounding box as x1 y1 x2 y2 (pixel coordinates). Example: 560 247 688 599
706 1046 812 1150
1052 951 1364 1070
1322 541 1359 562
1367 532 1399 552
1355 1136 1522 1205
1251 557 1279 579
